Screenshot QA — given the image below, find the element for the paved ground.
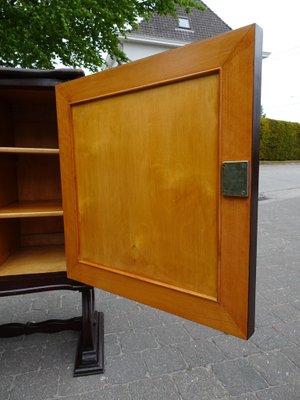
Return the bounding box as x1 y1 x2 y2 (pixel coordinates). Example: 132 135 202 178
0 162 299 400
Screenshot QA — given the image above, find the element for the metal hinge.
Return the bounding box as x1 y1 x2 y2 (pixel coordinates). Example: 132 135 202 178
221 161 249 197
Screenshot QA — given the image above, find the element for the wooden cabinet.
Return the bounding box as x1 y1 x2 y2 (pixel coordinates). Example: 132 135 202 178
0 68 103 376
1 24 262 349
56 24 263 340
0 84 65 276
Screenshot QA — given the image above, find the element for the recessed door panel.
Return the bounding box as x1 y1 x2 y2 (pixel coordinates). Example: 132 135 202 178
56 24 262 339
73 73 219 300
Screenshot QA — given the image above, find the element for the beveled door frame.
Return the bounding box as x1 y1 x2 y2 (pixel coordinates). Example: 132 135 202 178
56 24 262 339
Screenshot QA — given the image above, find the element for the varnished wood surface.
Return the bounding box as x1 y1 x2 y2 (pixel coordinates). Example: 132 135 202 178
56 24 262 338
0 147 59 154
17 155 62 202
0 201 63 218
73 74 219 299
0 244 66 276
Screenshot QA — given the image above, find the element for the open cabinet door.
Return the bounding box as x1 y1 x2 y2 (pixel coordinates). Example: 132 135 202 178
56 24 262 339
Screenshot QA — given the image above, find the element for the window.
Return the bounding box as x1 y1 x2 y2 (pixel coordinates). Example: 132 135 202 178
178 17 190 29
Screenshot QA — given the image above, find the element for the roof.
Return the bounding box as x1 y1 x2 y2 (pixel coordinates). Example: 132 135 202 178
128 4 231 44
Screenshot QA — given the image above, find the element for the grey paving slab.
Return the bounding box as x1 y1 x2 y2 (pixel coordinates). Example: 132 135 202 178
0 375 13 400
129 375 181 400
57 385 131 400
255 384 300 400
212 334 260 359
9 368 59 400
142 346 187 376
175 338 226 367
248 351 300 386
212 359 268 396
249 326 293 351
150 322 191 345
105 352 148 384
104 333 122 357
118 328 157 353
182 320 224 339
280 344 300 369
57 364 108 397
0 345 42 376
172 367 227 400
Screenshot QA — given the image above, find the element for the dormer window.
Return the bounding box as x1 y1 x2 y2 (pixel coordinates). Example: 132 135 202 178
178 17 190 29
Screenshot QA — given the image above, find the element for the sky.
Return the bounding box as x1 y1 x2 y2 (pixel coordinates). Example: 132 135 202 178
206 0 300 123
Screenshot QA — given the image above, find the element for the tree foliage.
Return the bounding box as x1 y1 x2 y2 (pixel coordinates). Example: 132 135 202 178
0 0 204 71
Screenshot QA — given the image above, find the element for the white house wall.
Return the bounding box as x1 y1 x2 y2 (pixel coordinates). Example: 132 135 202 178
123 42 173 62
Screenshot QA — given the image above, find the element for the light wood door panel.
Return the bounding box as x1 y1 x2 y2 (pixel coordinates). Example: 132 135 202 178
56 24 262 339
73 73 219 300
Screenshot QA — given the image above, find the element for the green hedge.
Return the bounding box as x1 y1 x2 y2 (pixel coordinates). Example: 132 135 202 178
259 118 300 160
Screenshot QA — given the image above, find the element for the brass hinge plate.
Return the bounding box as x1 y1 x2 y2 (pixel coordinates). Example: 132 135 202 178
222 161 249 197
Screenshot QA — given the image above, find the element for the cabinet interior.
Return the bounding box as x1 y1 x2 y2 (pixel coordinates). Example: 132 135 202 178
0 87 66 276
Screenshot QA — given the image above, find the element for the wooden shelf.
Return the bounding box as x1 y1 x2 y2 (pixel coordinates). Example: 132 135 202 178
0 245 66 276
0 201 63 218
0 147 59 155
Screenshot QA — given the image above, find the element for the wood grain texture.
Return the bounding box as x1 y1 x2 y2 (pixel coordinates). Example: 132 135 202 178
17 155 62 202
0 201 63 218
0 220 19 266
56 24 262 339
0 147 59 154
0 244 66 276
0 85 66 279
73 74 219 299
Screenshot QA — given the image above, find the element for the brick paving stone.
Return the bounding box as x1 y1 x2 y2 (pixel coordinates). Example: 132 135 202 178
118 328 157 353
260 288 295 306
105 313 131 334
57 364 108 397
107 297 141 315
156 309 186 325
182 320 224 340
250 326 293 351
212 334 260 359
0 345 42 376
105 352 148 384
212 359 268 396
172 367 227 400
271 303 300 323
95 288 118 301
255 308 283 328
104 333 122 357
128 309 164 329
280 344 300 369
175 338 225 368
248 351 300 386
129 376 181 400
273 320 300 346
219 394 258 400
56 385 131 400
0 335 24 351
9 368 59 400
142 346 186 376
150 323 191 346
0 375 13 400
41 339 78 369
255 384 300 400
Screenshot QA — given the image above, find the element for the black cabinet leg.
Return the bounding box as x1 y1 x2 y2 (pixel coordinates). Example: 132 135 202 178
74 287 104 376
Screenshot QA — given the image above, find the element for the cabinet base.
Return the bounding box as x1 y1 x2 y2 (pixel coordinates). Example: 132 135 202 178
74 311 104 376
0 272 105 377
0 316 82 337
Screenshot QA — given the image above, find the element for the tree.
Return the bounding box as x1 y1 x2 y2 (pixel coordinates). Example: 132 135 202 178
0 0 204 72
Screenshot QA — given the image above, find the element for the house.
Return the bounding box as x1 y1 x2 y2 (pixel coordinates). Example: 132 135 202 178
106 4 231 68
